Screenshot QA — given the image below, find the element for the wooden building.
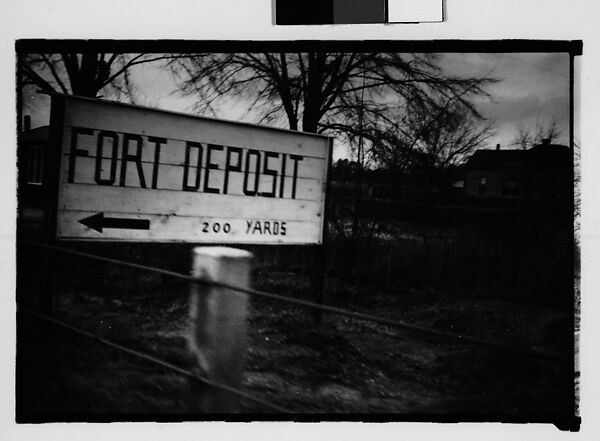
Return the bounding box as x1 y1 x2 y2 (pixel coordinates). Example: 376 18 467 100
18 123 49 209
463 140 571 203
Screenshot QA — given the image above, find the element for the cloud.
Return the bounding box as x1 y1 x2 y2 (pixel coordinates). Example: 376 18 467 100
481 94 569 126
441 53 570 148
21 51 572 153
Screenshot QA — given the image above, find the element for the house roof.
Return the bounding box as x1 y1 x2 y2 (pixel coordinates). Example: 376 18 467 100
465 143 570 171
529 143 568 153
528 143 570 170
19 126 49 145
465 149 527 171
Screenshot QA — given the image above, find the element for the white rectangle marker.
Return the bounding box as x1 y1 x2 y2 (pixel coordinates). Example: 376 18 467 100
387 0 443 23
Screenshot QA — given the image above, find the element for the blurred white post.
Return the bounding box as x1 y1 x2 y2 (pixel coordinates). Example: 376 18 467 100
188 246 253 413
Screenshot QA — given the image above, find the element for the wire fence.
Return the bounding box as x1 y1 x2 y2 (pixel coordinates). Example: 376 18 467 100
19 239 567 414
18 306 292 413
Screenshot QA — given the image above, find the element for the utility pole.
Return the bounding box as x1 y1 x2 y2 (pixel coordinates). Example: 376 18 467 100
351 68 367 246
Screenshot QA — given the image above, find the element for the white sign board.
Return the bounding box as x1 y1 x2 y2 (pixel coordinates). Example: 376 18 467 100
52 95 331 244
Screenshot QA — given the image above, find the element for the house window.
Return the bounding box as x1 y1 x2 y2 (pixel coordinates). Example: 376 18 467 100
502 179 518 196
478 176 487 194
26 146 44 185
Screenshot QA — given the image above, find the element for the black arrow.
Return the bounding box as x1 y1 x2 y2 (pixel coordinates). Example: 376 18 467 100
79 212 150 233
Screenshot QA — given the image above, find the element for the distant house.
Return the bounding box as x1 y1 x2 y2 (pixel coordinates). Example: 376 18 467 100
18 124 49 209
464 140 571 202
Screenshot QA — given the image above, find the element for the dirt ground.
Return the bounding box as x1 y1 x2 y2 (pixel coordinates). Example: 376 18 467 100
16 264 574 420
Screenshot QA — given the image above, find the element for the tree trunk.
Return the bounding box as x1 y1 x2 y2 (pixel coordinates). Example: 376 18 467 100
302 52 325 134
278 53 298 131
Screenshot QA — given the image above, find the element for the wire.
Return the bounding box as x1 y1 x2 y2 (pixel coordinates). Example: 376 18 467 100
18 306 292 413
22 240 566 363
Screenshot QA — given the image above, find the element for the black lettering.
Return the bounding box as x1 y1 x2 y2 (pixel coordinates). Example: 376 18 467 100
204 144 223 194
148 136 166 189
182 142 203 191
202 222 209 233
68 126 93 183
289 154 303 199
94 130 119 186
223 146 243 194
246 220 253 234
120 133 146 188
253 221 262 234
279 153 287 198
243 149 261 196
260 151 279 197
281 222 287 236
273 221 279 235
223 223 231 233
263 221 271 235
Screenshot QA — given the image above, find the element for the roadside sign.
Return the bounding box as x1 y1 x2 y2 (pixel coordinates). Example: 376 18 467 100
51 95 332 244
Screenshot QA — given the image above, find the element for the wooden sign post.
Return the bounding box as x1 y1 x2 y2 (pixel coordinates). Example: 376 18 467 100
45 94 333 411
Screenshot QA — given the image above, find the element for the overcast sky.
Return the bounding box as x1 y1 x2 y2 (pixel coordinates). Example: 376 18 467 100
439 52 570 148
22 52 571 161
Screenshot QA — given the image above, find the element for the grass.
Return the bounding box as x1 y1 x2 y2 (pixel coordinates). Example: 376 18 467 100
17 265 574 419
15 215 575 419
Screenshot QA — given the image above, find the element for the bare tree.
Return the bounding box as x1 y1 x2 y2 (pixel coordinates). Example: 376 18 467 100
20 53 173 102
169 52 496 243
512 119 562 150
169 52 494 136
407 101 494 169
368 99 494 172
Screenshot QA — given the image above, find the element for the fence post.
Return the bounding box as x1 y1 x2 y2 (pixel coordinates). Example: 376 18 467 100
188 246 253 413
309 244 325 323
